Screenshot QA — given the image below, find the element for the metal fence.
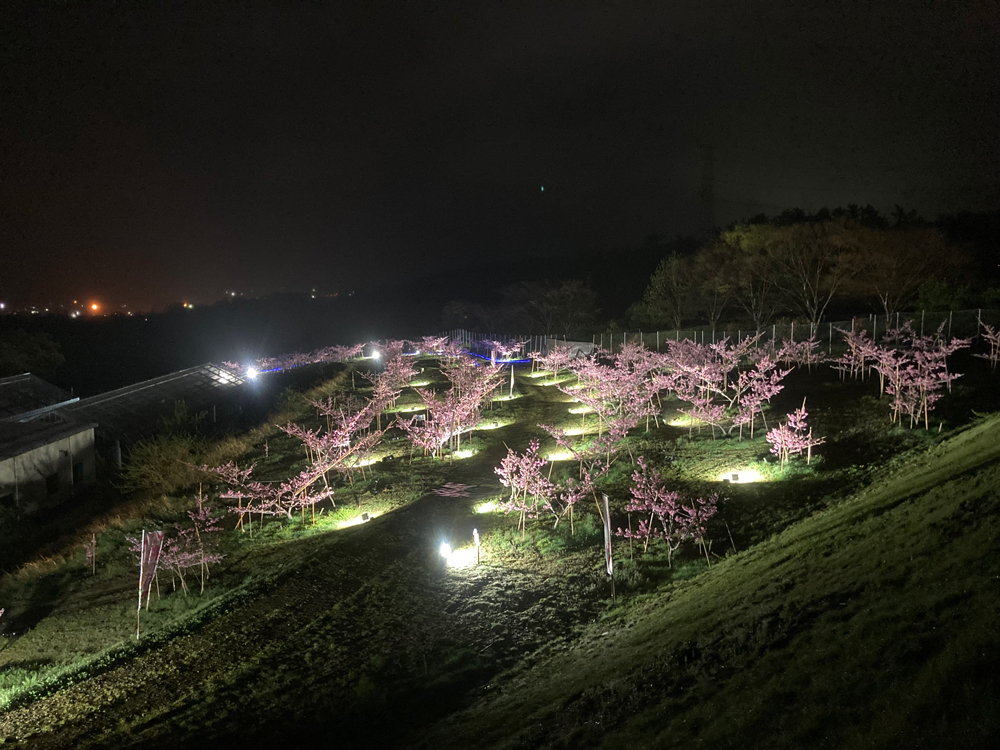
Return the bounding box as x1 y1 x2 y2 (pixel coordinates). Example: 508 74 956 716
446 308 1000 357
595 308 1000 354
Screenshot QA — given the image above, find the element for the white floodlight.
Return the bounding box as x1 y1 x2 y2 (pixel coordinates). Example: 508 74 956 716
439 542 452 559
246 366 259 380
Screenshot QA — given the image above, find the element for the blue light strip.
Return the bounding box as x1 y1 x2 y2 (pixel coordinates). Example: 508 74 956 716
468 352 531 364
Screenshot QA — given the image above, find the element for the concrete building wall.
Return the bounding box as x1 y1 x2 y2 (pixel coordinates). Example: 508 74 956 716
0 428 96 512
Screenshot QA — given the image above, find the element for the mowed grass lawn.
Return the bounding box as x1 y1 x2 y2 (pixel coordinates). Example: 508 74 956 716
413 414 1000 750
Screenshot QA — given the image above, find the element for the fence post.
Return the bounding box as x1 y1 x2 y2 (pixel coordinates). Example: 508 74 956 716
828 323 833 354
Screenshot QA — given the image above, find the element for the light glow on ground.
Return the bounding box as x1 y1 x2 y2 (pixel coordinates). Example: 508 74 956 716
561 426 593 436
547 451 576 461
454 449 475 459
475 500 499 513
568 405 592 414
407 380 432 387
538 376 574 386
718 468 764 484
445 546 479 569
492 393 524 402
668 414 706 427
346 457 376 467
337 513 377 529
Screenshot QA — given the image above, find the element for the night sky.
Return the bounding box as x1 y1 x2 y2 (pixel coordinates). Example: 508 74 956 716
2 1 997 311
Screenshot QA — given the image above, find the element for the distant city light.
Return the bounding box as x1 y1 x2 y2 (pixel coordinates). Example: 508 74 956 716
90 303 99 311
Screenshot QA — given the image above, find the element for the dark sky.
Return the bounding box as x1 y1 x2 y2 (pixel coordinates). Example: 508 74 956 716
1 0 997 311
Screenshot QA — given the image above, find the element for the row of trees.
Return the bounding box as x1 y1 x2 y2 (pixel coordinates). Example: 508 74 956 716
629 219 968 331
442 279 599 339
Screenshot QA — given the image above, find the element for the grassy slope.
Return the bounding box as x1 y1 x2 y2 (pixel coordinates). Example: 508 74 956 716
413 415 1000 750
0 376 608 748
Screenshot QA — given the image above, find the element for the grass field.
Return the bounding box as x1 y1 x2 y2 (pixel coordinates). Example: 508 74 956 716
0 356 997 748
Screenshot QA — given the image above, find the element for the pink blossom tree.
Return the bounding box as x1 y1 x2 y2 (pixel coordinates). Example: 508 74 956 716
495 439 553 536
399 355 503 459
664 334 788 439
84 533 97 575
614 457 718 566
483 339 528 398
557 344 664 463
419 335 450 355
766 400 826 470
776 334 825 372
535 343 576 382
615 456 683 559
869 323 970 428
975 320 1000 373
205 461 337 533
832 327 879 390
677 493 719 566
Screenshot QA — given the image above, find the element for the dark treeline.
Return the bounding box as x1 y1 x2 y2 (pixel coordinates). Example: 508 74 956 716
2 207 997 395
622 207 1000 332
443 208 1000 338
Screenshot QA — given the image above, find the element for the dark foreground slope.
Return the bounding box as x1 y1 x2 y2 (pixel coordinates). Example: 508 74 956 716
1 414 998 749
411 416 1000 750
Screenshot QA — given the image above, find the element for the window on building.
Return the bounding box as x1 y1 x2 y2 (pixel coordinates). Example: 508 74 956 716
73 462 84 484
46 473 59 495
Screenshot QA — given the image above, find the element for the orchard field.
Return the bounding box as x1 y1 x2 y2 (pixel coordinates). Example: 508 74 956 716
0 330 998 749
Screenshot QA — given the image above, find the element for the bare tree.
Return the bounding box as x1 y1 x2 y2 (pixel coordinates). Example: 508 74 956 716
853 227 963 317
721 226 780 330
767 221 860 326
691 242 737 330
638 253 695 330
